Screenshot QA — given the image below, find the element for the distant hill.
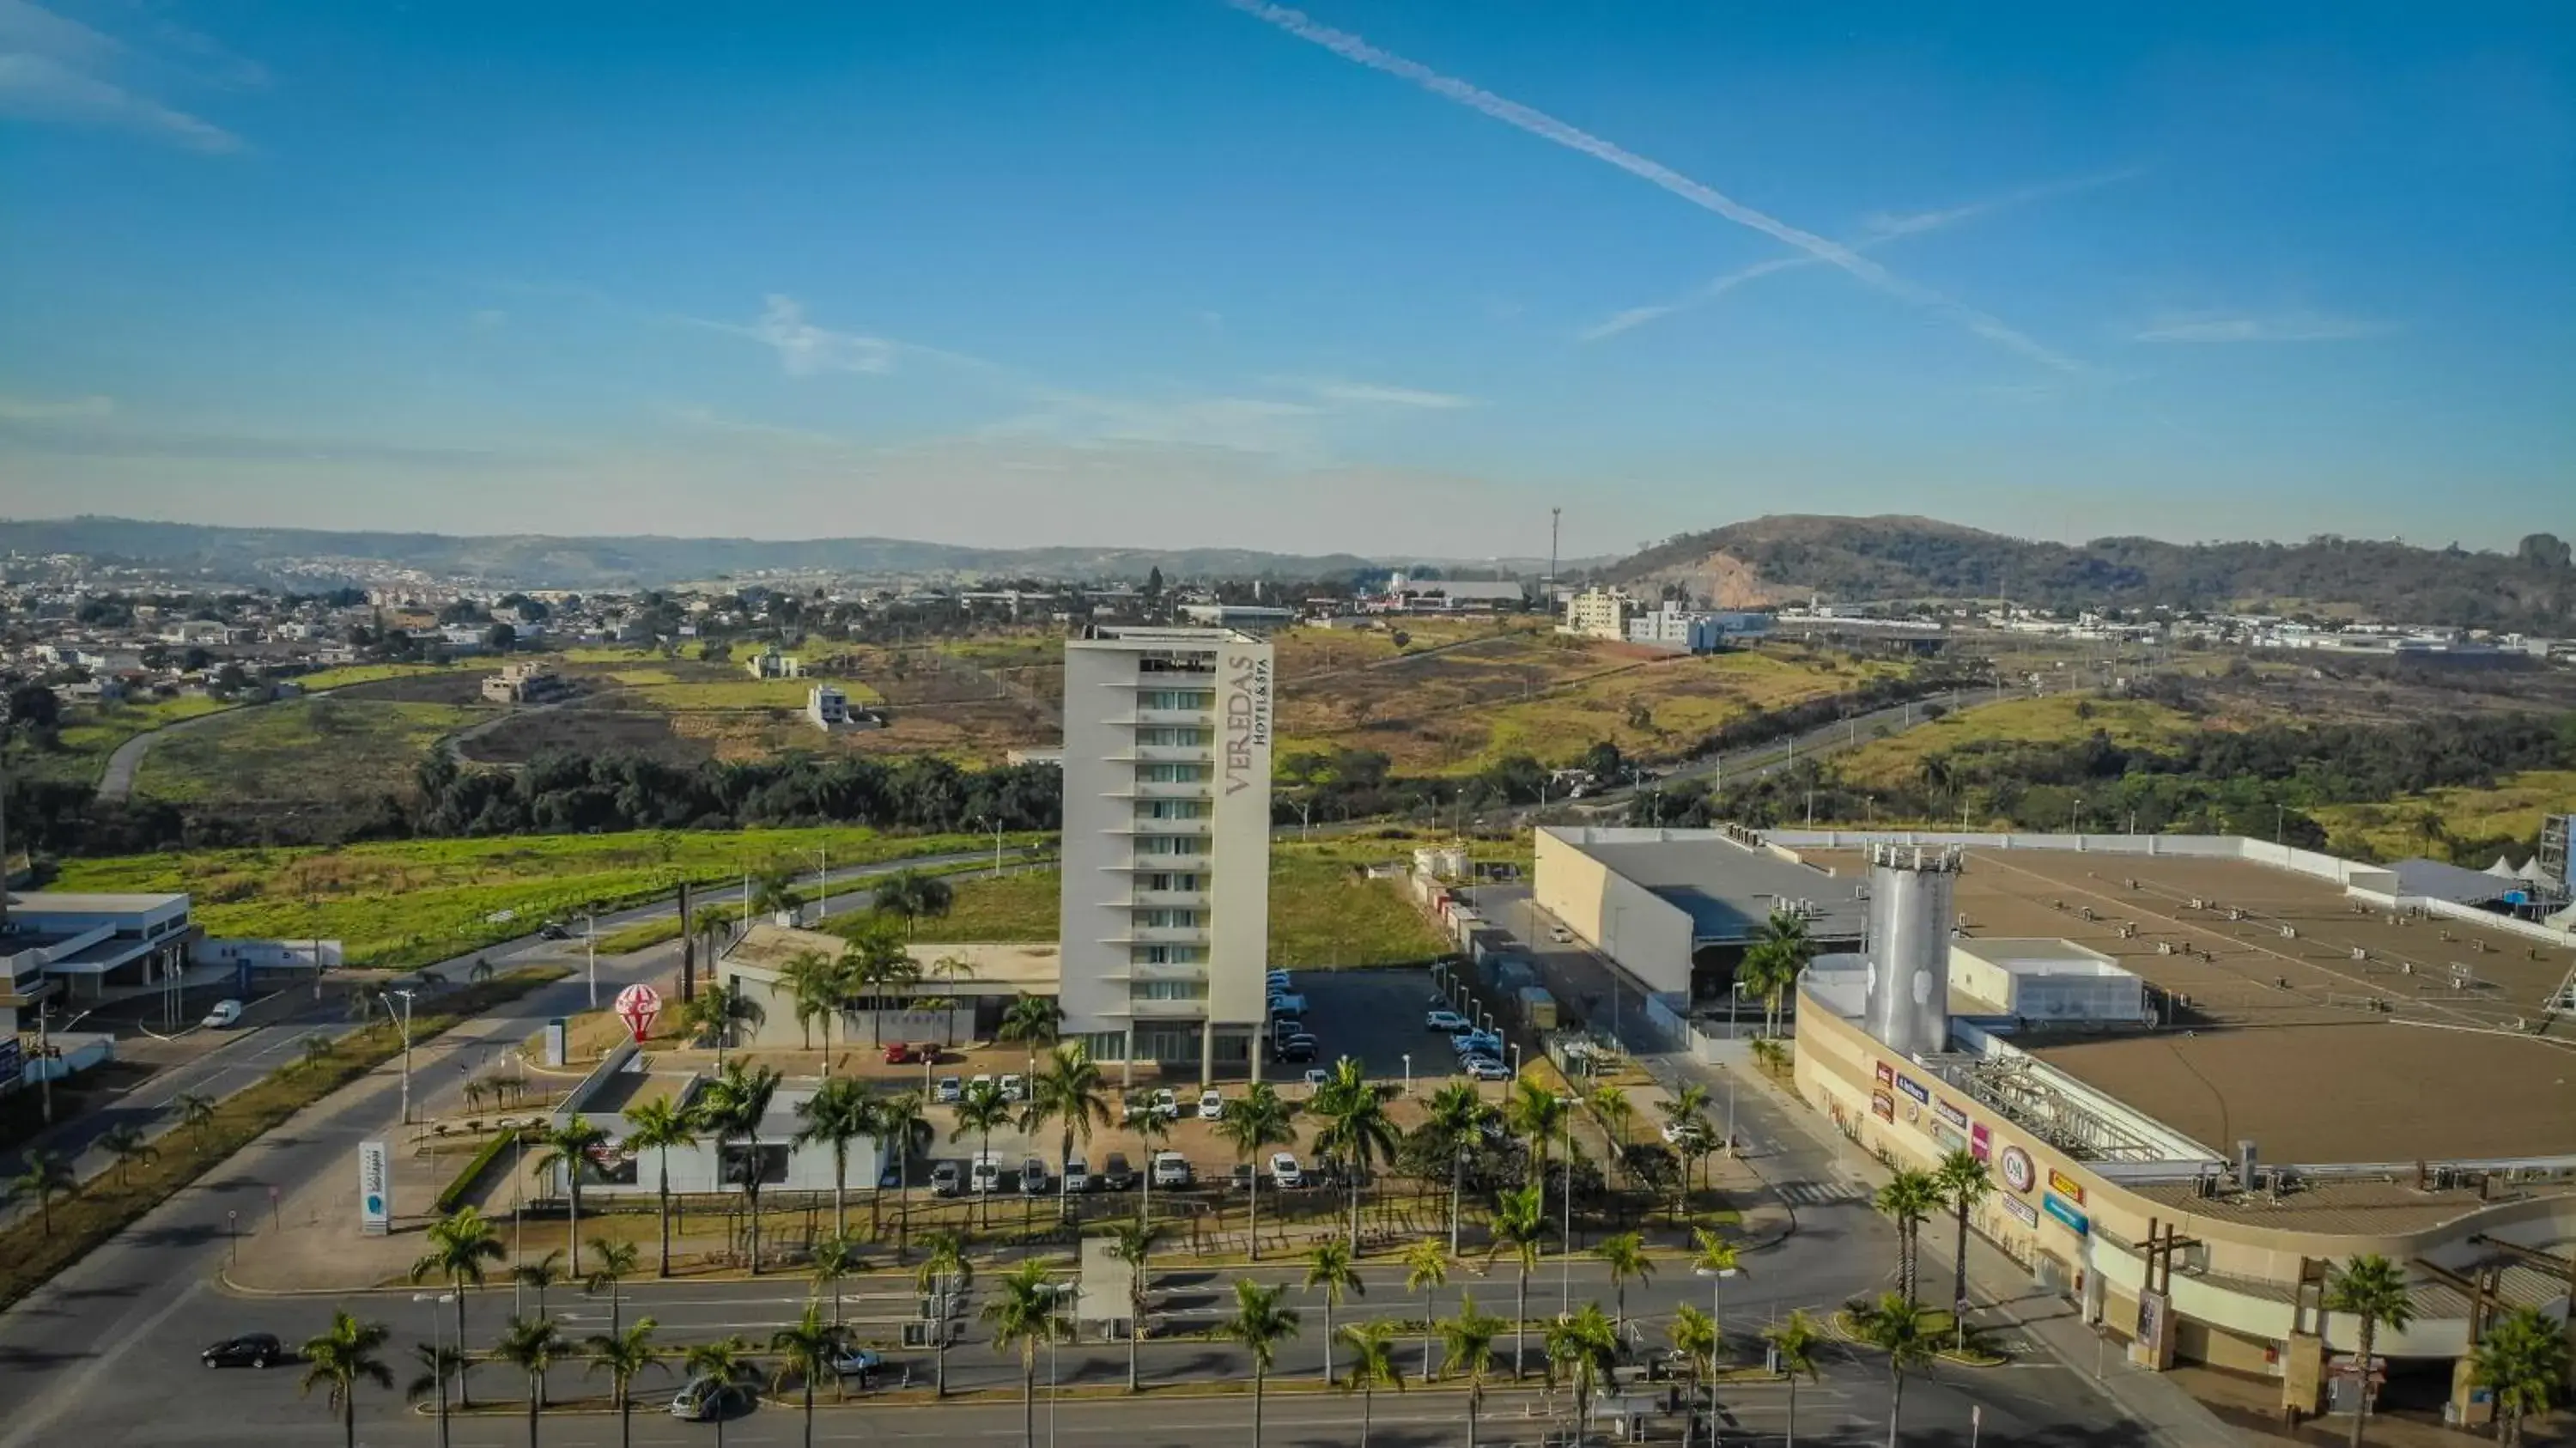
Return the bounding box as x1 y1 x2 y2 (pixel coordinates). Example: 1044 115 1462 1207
0 516 1425 588
1609 515 2575 632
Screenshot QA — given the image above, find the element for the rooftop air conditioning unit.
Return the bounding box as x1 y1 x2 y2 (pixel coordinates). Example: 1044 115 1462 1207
2281 925 2299 940
2351 947 2368 962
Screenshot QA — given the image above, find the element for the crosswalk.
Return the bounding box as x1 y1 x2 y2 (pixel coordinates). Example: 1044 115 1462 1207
1775 1178 1870 1206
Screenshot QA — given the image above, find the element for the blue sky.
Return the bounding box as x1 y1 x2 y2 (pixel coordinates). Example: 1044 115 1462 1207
3 1 2569 561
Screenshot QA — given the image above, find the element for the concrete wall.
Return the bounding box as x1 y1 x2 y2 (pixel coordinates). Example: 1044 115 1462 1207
1532 828 1695 995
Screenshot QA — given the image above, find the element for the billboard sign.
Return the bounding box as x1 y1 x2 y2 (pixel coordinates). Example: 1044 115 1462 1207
358 1140 391 1235
544 1019 568 1068
1930 1121 1966 1153
2047 1168 2087 1203
1894 1074 1929 1105
1870 1091 1896 1122
1970 1123 1991 1161
2000 1146 2036 1194
1874 1061 1896 1088
1935 1098 1968 1130
615 983 664 1043
2042 1192 2089 1236
2001 1193 2038 1227
1221 650 1273 797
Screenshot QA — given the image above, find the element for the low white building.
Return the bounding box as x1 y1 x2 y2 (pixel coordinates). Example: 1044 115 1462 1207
1558 587 1634 641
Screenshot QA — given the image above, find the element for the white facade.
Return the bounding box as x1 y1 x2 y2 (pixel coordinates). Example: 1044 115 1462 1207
1058 627 1273 1080
1558 587 1633 641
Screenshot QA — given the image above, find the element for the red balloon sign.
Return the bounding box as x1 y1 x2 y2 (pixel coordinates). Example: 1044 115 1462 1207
615 983 663 1043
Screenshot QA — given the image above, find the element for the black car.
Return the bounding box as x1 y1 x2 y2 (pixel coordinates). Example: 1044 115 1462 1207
203 1333 284 1368
1273 1034 1318 1063
538 921 571 940
1099 1152 1136 1190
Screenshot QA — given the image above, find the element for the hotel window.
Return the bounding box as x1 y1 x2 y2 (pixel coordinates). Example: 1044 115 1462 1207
1130 980 1209 1001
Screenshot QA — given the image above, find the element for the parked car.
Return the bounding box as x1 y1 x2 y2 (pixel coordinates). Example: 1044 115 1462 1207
1196 1089 1224 1120
1547 925 1572 943
1099 1152 1136 1190
1464 1056 1512 1081
1150 1151 1193 1188
1661 1120 1708 1146
933 1075 963 1104
1267 993 1308 1016
1269 1017 1305 1043
1063 1156 1091 1193
884 1041 920 1064
930 1162 964 1197
199 999 244 1030
999 1074 1026 1102
1228 1163 1256 1193
969 1074 995 1097
201 1333 283 1369
1425 1008 1467 1032
1268 1152 1303 1189
538 921 572 941
1149 1088 1181 1119
1303 1068 1331 1092
829 1347 884 1377
670 1376 751 1421
1018 1158 1050 1196
1266 970 1293 990
969 1154 1002 1195
1450 1030 1502 1055
1273 1034 1318 1064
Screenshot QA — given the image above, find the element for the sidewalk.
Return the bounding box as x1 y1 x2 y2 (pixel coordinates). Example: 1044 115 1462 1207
1683 1049 2246 1448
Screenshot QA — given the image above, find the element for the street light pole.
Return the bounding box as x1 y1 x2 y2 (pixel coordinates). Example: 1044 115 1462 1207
583 914 598 1009
415 1291 454 1448
392 988 417 1125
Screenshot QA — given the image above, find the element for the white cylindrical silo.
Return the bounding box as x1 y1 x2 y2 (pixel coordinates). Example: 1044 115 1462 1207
1862 843 1964 1056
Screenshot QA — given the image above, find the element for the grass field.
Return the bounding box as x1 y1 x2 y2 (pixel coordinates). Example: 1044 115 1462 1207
1830 694 2201 790
50 827 1032 970
293 662 464 691
2310 769 2576 862
19 695 236 785
841 845 1454 967
133 697 484 805
619 677 884 709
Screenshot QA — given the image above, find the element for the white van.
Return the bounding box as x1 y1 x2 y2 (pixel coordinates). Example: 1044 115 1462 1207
200 999 244 1030
969 1151 1003 1195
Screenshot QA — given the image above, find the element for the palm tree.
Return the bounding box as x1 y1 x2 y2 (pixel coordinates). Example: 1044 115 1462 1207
679 1337 759 1448
532 1116 610 1262
1218 1278 1303 1448
408 1341 469 1448
1311 1057 1399 1250
2469 1305 2570 1446
1104 1220 1161 1393
1024 1042 1114 1224
1765 1310 1826 1448
1848 1293 1939 1448
1589 1084 1637 1171
1873 1168 1942 1303
1670 1305 1718 1448
1129 1106 1174 1231
793 1076 878 1238
411 1205 507 1349
1336 1319 1406 1448
808 1232 864 1325
471 956 496 983
2324 1254 2415 1448
997 993 1060 1080
1931 1148 1991 1346
493 1315 566 1442
513 1249 567 1320
1400 1238 1449 1378
840 926 922 1047
1423 1081 1487 1251
583 1319 665 1448
298 1034 334 1074
680 980 762 1062
769 1300 848 1448
777 947 843 1062
1595 1231 1654 1338
1438 1293 1504 1448
1744 909 1814 1034
175 1092 218 1141
1504 1077 1569 1252
981 1260 1063 1448
875 868 955 937
1304 1239 1364 1384
948 1077 1013 1232
1657 1084 1713 1210
1486 1183 1547 1378
298 1311 392 1448
875 1089 929 1257
585 1238 640 1336
696 1060 783 1273
620 1099 696 1278
916 1230 972 1396
94 1118 157 1185
9 1148 76 1233
1543 1302 1620 1445
1216 1080 1296 1260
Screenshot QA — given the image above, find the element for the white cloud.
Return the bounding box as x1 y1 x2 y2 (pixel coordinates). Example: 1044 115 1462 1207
0 392 112 420
2133 310 2391 344
1303 380 1479 410
469 308 508 332
0 2 243 152
750 295 896 376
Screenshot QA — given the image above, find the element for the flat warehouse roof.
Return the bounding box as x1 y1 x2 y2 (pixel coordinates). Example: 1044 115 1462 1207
6 891 189 916
1574 836 1871 945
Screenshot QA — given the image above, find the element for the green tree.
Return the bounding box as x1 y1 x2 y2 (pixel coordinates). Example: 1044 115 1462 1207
1873 1168 1942 1303
1503 1077 1570 1255
298 1311 393 1448
621 1099 697 1278
1024 1042 1115 1223
793 1076 878 1238
583 1319 665 1448
1336 1319 1407 1448
1423 1081 1489 1250
1765 1310 1827 1448
1589 1084 1637 1162
949 1078 1014 1232
1400 1238 1449 1379
410 1205 507 1352
696 1060 783 1273
1310 1057 1399 1250
407 1341 469 1448
8 1148 76 1233
1657 1083 1714 1210
680 980 762 1062
513 1249 566 1320
776 948 846 1063
1931 1148 1992 1348
997 994 1060 1080
838 923 918 1046
2469 1305 2571 1446
2323 1254 2415 1448
174 1092 218 1141
875 869 955 938
1741 909 1815 1034
1543 1302 1620 1445
769 1300 848 1448
585 1238 640 1337
1595 1231 1654 1337
1848 1293 1940 1448
1670 1305 1719 1448
1438 1293 1504 1448
1485 1183 1547 1378
1216 1080 1297 1260
916 1230 972 1396
532 1116 610 1262
493 1314 568 1445
679 1337 759 1448
875 1089 930 1258
1218 1278 1303 1448
981 1260 1064 1448
1105 1220 1162 1393
1304 1238 1364 1384
1689 1227 1742 1376
807 1232 865 1326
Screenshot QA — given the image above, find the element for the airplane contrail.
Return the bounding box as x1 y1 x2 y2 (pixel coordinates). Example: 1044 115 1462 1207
1226 0 2081 372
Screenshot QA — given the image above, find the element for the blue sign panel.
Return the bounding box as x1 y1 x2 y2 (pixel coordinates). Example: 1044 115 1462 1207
2042 1192 2089 1236
1894 1074 1930 1105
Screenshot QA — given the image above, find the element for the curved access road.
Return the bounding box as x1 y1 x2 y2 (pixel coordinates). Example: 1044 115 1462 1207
92 701 251 805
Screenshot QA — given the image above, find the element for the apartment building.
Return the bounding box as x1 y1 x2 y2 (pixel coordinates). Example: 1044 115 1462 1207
1057 626 1273 1081
1558 585 1634 641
